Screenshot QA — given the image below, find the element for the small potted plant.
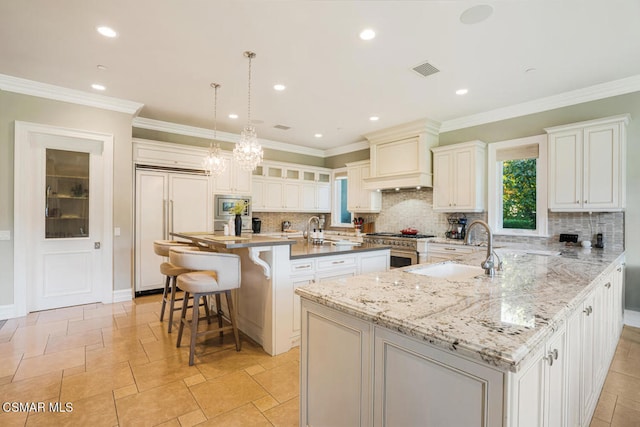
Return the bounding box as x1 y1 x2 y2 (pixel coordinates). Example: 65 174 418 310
230 201 249 236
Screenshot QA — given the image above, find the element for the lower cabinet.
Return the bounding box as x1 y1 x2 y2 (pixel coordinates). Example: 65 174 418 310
510 327 567 427
300 256 624 427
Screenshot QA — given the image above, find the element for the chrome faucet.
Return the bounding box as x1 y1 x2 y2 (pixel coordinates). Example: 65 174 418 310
305 216 321 243
464 220 502 276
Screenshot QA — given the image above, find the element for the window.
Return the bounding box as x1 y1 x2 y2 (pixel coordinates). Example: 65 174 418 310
488 135 548 237
331 169 353 227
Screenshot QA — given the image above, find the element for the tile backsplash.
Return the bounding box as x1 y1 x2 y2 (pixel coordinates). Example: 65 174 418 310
254 188 624 250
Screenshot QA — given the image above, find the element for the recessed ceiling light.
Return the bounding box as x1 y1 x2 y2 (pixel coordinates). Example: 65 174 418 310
456 88 468 95
359 29 376 40
228 114 238 119
273 84 286 91
395 188 400 191
96 26 117 38
460 5 493 25
525 67 537 73
314 133 323 138
96 64 108 71
91 84 106 91
369 116 379 121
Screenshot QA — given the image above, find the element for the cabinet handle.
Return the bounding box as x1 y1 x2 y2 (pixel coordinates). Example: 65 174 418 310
617 267 622 272
444 248 457 251
295 264 312 269
605 282 611 289
544 351 554 366
552 349 559 360
583 305 593 316
332 260 345 264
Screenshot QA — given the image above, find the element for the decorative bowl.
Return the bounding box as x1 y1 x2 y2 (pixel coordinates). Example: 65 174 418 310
400 228 418 235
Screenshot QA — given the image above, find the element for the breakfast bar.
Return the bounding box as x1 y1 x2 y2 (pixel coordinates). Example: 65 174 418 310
171 232 391 356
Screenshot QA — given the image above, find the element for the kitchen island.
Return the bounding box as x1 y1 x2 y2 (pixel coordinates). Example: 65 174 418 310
296 244 625 426
171 232 390 356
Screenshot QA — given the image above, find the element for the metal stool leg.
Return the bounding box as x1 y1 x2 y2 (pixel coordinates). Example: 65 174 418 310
215 293 224 338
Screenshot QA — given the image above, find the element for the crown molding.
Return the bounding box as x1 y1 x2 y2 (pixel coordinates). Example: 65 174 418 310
440 74 640 133
0 74 144 115
133 117 326 158
324 140 370 157
364 118 441 145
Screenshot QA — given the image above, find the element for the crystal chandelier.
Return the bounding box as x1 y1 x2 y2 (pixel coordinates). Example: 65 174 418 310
203 82 227 176
233 51 263 171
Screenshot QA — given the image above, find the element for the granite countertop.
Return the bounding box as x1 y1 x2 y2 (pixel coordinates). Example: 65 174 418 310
295 242 624 372
289 239 390 259
171 232 390 257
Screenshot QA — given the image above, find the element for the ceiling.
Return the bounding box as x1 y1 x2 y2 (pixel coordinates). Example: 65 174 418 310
1 1 639 152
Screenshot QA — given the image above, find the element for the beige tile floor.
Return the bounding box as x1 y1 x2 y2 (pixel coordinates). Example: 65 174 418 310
0 294 299 426
0 293 638 426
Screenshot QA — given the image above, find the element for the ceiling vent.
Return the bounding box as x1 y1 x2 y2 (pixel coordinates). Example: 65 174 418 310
273 124 291 130
411 61 440 77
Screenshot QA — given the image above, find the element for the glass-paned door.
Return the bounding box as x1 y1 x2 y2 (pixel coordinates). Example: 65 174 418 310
45 149 90 238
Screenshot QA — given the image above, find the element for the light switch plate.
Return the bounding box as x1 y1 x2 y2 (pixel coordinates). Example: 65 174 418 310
0 230 10 240
114 227 121 236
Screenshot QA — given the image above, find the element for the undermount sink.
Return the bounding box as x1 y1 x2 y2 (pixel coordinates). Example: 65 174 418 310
407 262 485 280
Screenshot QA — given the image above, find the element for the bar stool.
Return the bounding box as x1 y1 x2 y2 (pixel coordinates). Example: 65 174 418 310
153 240 209 333
169 246 241 365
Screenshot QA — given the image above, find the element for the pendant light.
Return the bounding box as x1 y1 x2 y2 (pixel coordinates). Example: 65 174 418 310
233 51 263 171
203 82 227 177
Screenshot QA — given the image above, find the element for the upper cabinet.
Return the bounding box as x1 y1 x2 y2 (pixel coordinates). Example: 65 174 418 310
346 160 382 213
546 115 629 212
431 141 486 212
212 151 252 195
362 119 439 190
252 161 331 213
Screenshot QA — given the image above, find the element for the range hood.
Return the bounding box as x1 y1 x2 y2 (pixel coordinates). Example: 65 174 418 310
362 119 440 191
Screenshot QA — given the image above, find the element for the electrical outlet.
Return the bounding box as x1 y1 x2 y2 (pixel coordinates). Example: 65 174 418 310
559 233 578 243
0 230 10 240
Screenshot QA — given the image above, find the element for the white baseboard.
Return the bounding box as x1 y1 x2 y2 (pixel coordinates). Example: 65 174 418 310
0 304 18 321
112 288 133 303
624 309 640 328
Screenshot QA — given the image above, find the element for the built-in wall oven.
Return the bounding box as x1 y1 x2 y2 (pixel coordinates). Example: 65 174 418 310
213 194 252 232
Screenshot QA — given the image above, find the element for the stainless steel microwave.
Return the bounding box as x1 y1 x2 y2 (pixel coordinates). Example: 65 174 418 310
213 194 252 231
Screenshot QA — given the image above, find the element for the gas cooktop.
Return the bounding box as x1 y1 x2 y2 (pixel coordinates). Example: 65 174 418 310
366 232 436 239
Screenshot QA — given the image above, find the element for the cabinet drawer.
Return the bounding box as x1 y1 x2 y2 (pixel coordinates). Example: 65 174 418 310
291 259 315 274
317 256 357 271
428 244 476 256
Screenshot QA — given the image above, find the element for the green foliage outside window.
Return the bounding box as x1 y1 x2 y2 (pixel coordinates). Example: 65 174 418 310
502 159 536 230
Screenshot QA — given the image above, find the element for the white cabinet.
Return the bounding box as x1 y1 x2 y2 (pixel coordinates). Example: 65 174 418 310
212 152 252 195
346 160 382 213
511 327 566 427
426 242 479 263
546 115 629 212
252 161 331 213
300 300 373 427
134 169 211 292
431 140 486 212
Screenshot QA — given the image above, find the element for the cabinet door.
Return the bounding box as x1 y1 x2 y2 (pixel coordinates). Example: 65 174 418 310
544 328 566 427
347 165 364 211
264 181 284 210
583 123 619 210
283 182 301 210
292 274 314 339
234 166 253 194
316 183 331 212
212 153 234 194
582 290 598 418
432 152 453 210
565 309 582 427
316 269 357 283
374 327 504 427
548 130 582 210
168 174 210 236
301 183 317 211
301 300 372 427
252 179 265 210
453 148 475 210
515 349 546 427
136 171 168 292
